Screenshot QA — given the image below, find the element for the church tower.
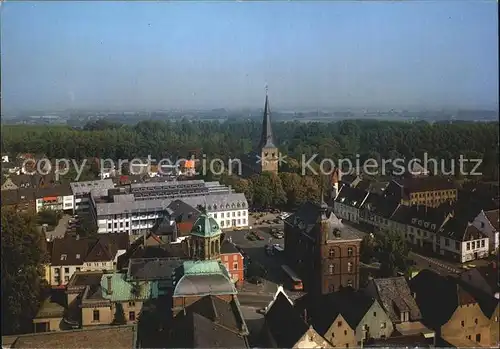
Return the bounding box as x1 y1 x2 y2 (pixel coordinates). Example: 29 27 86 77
188 213 222 260
258 87 279 174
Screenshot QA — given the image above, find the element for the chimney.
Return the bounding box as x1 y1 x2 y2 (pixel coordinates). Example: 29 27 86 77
106 275 113 295
303 308 308 323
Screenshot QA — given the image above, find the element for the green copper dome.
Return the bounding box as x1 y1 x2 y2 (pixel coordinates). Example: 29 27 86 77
190 213 222 238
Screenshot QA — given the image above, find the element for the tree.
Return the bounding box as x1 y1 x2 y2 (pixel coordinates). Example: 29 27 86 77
112 302 127 325
360 235 376 264
37 209 63 226
1 207 48 334
375 230 411 277
76 215 98 238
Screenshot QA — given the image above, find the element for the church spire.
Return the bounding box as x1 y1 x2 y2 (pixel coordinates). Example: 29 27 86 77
259 84 276 149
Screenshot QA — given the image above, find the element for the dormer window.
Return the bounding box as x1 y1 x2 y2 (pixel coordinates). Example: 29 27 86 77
226 204 230 209
264 152 268 157
431 224 436 230
213 204 217 210
411 218 417 224
242 202 246 208
400 311 409 322
424 222 430 228
418 220 423 226
76 254 80 259
208 205 212 210
60 254 67 261
237 202 241 208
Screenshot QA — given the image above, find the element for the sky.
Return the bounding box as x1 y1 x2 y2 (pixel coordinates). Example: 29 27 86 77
1 0 498 111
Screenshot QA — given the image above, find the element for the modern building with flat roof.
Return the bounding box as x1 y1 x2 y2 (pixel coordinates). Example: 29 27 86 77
87 180 249 236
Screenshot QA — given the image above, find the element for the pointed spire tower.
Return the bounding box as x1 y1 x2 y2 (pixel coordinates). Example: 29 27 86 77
258 84 279 174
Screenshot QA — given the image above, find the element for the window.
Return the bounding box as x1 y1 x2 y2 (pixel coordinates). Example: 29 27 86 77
476 334 481 343
381 322 386 329
467 242 471 250
481 240 485 247
347 262 353 273
329 264 334 274
329 248 335 257
338 321 342 327
129 311 136 321
344 330 347 335
243 219 246 224
347 279 353 287
76 267 81 272
445 238 450 247
221 221 224 227
233 263 238 269
238 211 241 217
126 221 129 227
461 320 465 327
474 318 478 324
373 312 377 317
455 241 460 250
214 213 217 219
347 247 353 256
64 267 70 273
345 344 349 348
64 276 69 282
108 223 112 229
480 222 485 228
93 309 100 322
114 223 117 228
233 255 238 261
129 301 135 307
60 254 67 261
226 213 230 218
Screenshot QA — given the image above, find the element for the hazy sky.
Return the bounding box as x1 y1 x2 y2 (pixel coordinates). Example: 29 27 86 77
1 1 498 111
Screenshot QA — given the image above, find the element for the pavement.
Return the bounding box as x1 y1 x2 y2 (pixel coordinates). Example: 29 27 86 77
409 251 462 275
44 214 71 241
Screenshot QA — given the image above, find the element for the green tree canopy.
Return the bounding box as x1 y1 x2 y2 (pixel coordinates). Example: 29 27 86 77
1 208 48 334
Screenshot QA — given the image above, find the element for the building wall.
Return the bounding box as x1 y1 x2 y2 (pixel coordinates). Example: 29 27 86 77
208 209 249 229
320 240 361 293
221 253 244 284
261 148 279 174
50 265 82 287
294 328 332 349
489 305 500 347
402 189 458 208
323 314 357 348
96 208 249 235
82 260 114 272
32 317 63 332
82 306 113 327
333 203 359 224
354 300 394 344
460 238 489 263
472 211 499 252
441 303 492 346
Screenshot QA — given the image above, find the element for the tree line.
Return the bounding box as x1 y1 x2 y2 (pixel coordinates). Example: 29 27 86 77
1 119 498 180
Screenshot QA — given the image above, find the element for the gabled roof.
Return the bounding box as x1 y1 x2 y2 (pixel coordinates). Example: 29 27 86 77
294 287 376 330
127 257 183 282
369 277 422 323
455 277 499 319
220 239 240 254
335 186 369 208
9 325 137 348
180 295 247 335
172 311 248 348
265 291 309 347
437 217 486 241
51 233 129 266
410 269 478 329
168 199 201 223
361 193 400 219
484 209 499 231
392 204 451 233
395 177 457 196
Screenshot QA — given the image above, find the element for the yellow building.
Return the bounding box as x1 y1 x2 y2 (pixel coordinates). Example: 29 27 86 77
386 177 458 208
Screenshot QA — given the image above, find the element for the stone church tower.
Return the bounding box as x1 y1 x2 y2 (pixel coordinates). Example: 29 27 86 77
258 87 279 174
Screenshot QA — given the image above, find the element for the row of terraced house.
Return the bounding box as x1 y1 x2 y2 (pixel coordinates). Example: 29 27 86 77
332 175 499 263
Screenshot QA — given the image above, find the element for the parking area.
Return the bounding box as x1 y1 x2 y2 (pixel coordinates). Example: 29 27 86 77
225 226 292 294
